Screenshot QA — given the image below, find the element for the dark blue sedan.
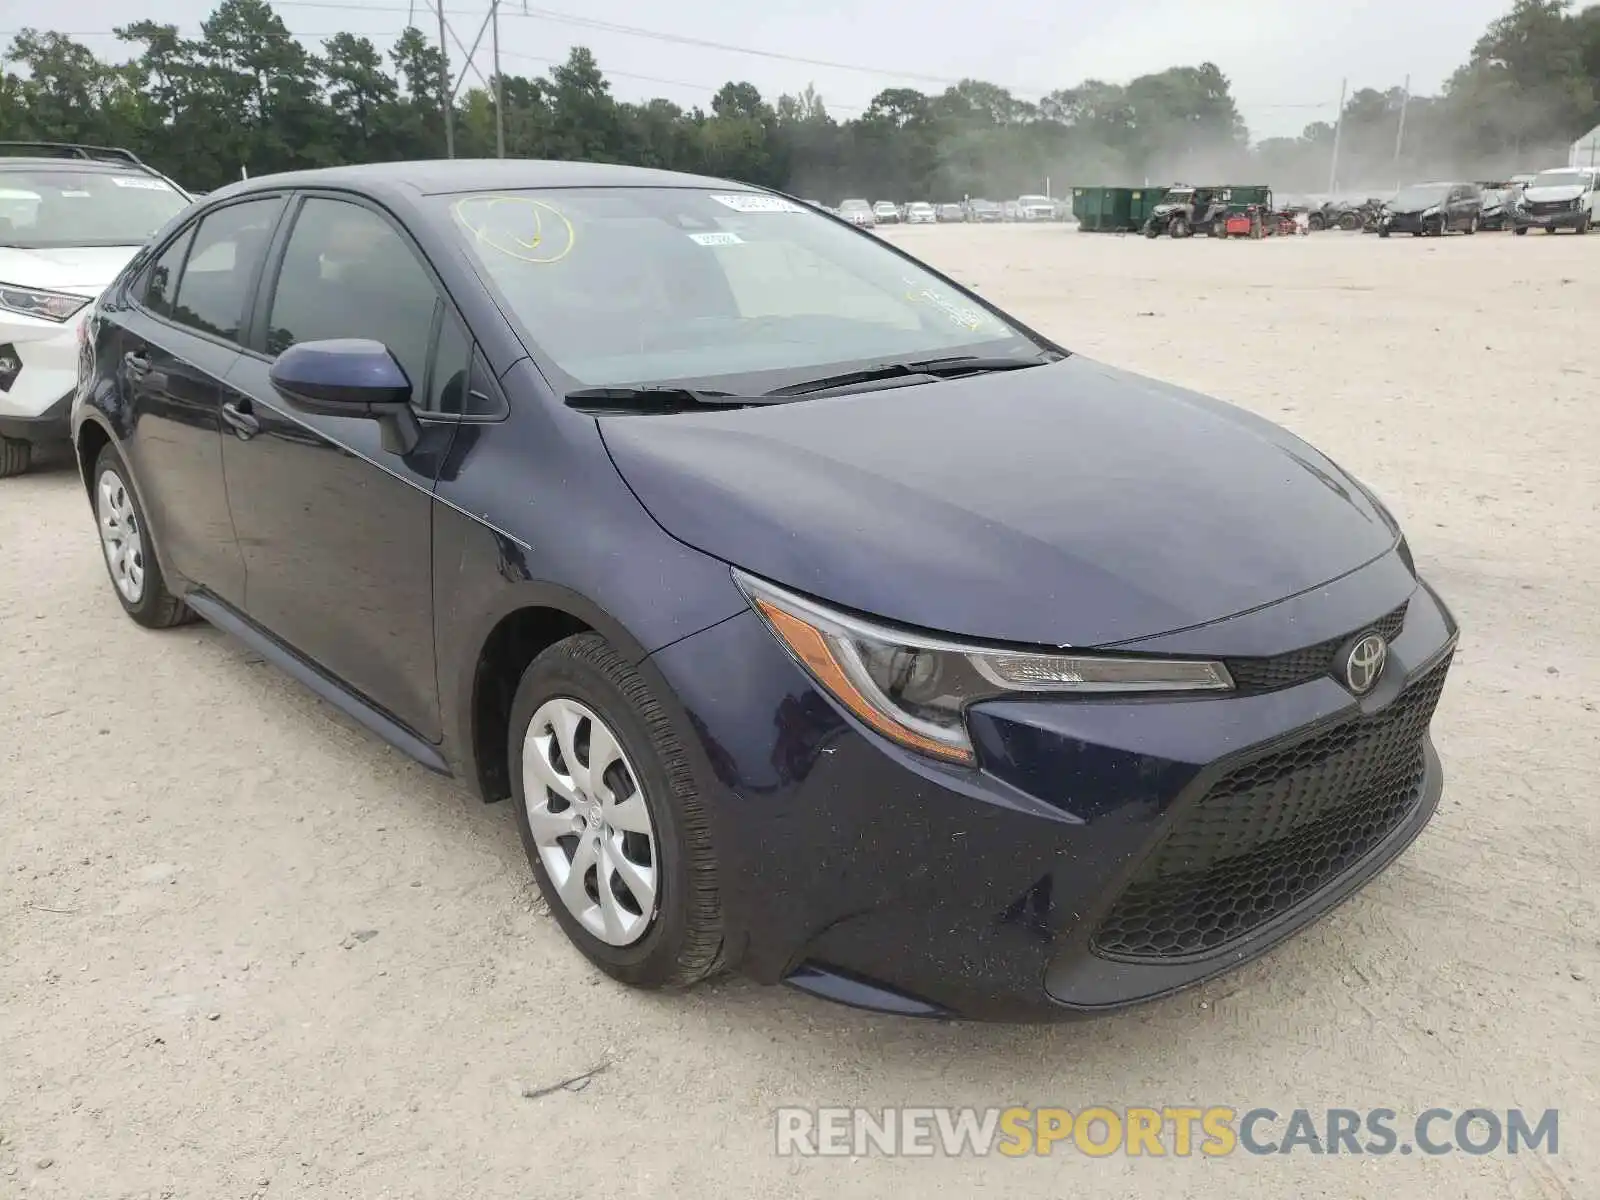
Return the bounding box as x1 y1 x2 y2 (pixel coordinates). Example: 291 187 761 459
72 160 1458 1020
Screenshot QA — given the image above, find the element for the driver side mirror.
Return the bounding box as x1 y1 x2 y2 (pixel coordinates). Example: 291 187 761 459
269 338 421 455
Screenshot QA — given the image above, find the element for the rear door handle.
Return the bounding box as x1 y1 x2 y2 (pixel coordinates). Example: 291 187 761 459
123 351 151 378
221 399 260 439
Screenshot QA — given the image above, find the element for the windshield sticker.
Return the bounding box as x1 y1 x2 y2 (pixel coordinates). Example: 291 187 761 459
451 195 576 264
708 193 805 214
687 231 743 246
902 279 988 332
111 177 175 191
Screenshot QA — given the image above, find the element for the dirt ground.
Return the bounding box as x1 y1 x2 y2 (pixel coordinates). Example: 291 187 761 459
2 224 1596 1199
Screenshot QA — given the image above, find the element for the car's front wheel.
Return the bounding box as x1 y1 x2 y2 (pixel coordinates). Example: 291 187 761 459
0 435 29 478
93 444 192 628
510 633 724 989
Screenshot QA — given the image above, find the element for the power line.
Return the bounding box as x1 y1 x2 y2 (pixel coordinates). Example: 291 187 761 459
491 47 867 111
0 23 871 112
268 0 1038 91
3 13 1342 116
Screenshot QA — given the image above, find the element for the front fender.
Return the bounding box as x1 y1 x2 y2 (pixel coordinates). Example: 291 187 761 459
431 503 749 799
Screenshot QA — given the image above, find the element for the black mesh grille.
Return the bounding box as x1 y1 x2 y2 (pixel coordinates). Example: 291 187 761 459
1091 654 1451 961
1224 603 1407 694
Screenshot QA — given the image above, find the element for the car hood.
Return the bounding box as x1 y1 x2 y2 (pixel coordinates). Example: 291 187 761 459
0 244 141 293
1386 201 1446 215
600 357 1398 647
1523 185 1584 203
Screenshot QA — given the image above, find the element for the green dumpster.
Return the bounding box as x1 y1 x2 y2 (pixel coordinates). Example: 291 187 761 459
1128 187 1162 228
1072 186 1135 231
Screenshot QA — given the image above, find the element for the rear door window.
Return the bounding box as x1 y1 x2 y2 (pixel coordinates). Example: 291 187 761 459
171 198 284 344
142 227 195 319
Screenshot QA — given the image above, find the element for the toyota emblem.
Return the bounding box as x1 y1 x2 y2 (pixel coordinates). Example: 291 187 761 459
1344 633 1388 695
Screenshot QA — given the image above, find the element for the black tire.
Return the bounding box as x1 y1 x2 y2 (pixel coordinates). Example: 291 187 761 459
509 632 724 989
92 443 192 629
1308 213 1326 231
1575 215 1589 235
1379 228 1391 238
1543 226 1555 234
1465 215 1477 235
1515 226 1528 236
0 435 29 478
1169 216 1189 238
1143 220 1160 239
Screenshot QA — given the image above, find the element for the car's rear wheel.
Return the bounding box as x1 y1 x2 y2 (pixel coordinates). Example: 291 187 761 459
509 632 724 989
0 435 29 478
93 444 192 628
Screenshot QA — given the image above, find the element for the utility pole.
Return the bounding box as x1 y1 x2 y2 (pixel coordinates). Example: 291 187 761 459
1327 77 1347 194
491 0 506 158
1393 75 1410 189
435 1 455 158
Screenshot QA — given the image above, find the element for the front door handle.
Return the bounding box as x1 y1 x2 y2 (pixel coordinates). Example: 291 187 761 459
221 399 260 439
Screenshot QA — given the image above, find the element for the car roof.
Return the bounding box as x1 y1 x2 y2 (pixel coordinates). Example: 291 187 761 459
202 159 756 203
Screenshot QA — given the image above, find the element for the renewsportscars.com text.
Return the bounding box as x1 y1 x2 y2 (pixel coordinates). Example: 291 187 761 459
774 1106 1559 1158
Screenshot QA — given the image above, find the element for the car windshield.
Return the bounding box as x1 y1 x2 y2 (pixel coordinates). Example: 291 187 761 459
1531 170 1585 188
440 187 1039 392
1391 184 1452 208
0 167 188 248
839 199 869 210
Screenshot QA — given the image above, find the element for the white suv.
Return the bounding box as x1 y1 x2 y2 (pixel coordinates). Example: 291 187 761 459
1514 166 1596 235
0 144 191 476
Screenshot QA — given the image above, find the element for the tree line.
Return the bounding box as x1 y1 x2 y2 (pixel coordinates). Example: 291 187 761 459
0 0 1596 199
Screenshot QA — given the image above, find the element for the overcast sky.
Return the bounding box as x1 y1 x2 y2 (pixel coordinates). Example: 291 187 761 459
9 0 1514 139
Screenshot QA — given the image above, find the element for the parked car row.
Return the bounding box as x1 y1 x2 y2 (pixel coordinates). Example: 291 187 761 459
1313 167 1598 239
807 195 1074 226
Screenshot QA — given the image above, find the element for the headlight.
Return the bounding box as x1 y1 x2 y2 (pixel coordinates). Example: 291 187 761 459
1422 206 1440 217
735 570 1232 765
0 283 90 323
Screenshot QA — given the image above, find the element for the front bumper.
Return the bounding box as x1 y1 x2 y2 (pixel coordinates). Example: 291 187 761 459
0 313 83 441
1380 212 1438 234
1514 207 1585 229
650 553 1457 1020
0 388 72 443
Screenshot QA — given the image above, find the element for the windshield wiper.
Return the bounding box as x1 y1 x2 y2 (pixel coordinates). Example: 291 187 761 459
764 353 1057 398
564 385 778 413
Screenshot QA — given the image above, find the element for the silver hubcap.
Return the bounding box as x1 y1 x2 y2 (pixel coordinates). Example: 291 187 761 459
97 468 145 604
522 698 658 946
